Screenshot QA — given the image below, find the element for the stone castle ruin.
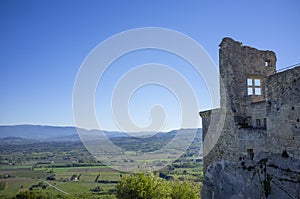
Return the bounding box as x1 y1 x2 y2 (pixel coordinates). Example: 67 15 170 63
200 38 300 198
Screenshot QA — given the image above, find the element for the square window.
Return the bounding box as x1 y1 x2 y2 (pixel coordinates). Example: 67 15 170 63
255 88 261 95
254 79 261 86
247 79 252 86
248 88 253 95
247 78 262 96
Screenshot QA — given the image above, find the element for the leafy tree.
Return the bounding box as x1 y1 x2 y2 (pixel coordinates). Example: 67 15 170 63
15 190 52 199
90 185 104 192
115 173 170 199
115 173 200 199
169 180 200 199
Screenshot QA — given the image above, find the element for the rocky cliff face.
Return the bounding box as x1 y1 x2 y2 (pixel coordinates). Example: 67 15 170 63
202 152 300 199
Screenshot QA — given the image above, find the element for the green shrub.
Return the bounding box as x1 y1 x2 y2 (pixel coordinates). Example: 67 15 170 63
115 173 170 199
115 173 200 199
169 180 200 199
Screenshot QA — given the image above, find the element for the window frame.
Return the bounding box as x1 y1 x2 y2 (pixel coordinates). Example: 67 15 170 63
256 119 261 128
265 61 269 67
247 78 262 96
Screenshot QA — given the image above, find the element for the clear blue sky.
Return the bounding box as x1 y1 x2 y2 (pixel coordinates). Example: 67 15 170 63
0 0 299 131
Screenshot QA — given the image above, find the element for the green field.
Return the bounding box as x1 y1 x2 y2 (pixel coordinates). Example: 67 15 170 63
0 134 202 198
0 165 123 198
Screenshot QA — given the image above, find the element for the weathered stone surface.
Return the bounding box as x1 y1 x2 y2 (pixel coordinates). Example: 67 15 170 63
203 153 300 199
200 38 300 198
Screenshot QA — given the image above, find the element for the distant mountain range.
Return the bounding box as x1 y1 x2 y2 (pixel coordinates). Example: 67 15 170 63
0 125 202 143
0 125 77 140
0 125 125 141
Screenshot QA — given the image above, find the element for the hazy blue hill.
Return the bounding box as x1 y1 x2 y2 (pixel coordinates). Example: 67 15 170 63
0 125 119 141
0 125 78 140
0 125 202 143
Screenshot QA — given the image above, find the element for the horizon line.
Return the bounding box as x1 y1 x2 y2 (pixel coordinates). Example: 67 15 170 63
0 123 202 133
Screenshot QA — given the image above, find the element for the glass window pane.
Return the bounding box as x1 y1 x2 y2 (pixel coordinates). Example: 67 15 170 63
265 61 269 67
255 88 261 95
248 88 253 95
247 79 252 86
254 79 261 86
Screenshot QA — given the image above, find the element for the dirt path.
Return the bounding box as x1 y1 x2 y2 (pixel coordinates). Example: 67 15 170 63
42 180 68 194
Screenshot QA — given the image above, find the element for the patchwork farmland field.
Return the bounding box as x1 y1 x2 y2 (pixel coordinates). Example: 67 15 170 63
0 130 202 198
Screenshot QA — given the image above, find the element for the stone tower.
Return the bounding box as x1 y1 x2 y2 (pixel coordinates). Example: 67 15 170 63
200 37 300 199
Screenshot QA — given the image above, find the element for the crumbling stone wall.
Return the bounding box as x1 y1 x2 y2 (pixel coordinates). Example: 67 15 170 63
266 67 300 159
200 37 300 198
219 37 276 114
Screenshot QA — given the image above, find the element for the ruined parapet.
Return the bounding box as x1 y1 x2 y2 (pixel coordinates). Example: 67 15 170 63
219 37 276 122
200 37 300 198
201 37 278 172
